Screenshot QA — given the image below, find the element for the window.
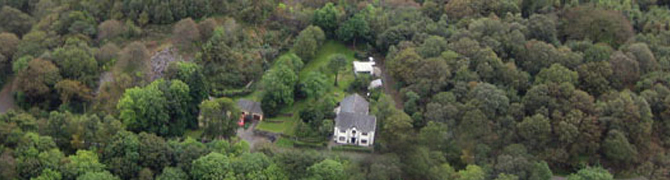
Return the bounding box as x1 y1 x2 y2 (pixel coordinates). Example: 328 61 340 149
352 130 357 134
338 136 345 141
340 130 346 133
362 132 368 136
361 140 368 144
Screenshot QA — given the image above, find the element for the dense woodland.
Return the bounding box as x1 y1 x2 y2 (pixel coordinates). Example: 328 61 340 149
2 0 670 179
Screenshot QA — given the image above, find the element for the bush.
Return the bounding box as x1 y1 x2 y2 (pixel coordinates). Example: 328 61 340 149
0 32 20 58
97 20 125 41
96 43 121 67
172 18 200 51
331 145 373 153
198 18 218 41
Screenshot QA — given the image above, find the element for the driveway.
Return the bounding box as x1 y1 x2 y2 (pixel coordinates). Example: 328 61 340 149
236 121 271 150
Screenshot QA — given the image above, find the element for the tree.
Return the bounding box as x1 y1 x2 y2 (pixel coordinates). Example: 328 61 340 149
468 83 509 119
517 114 552 148
292 26 326 61
404 147 446 179
0 6 34 36
51 39 99 86
138 132 171 171
336 13 370 48
32 168 62 180
625 43 658 74
198 97 240 139
97 20 125 42
529 161 553 180
495 173 519 180
609 51 640 89
567 167 613 180
55 79 93 105
115 42 150 79
15 58 61 100
519 40 581 74
577 61 612 96
458 165 486 180
165 61 209 129
117 80 170 135
382 110 414 151
190 152 233 180
96 43 120 66
327 54 347 86
0 32 20 58
535 64 578 85
602 130 638 164
417 36 448 58
584 43 614 63
312 3 341 35
261 64 298 117
528 14 558 44
76 171 121 180
561 7 634 48
101 131 141 179
307 159 346 180
300 72 328 99
63 150 106 179
238 0 274 24
387 48 423 84
173 18 201 50
198 18 218 41
157 167 188 180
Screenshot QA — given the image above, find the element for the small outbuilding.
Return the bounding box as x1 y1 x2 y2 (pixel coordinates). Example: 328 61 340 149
236 99 264 121
353 61 376 76
368 79 383 90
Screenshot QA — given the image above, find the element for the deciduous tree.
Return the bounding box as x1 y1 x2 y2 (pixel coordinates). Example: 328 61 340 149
173 18 201 51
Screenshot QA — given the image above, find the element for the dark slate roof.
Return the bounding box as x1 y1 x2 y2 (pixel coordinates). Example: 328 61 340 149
340 94 369 114
335 112 377 132
237 99 263 115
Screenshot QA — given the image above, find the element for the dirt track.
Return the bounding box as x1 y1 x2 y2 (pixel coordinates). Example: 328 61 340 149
0 78 16 113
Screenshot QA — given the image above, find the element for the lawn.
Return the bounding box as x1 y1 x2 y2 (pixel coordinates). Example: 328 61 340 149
255 40 357 137
255 115 298 136
184 129 204 139
300 40 357 99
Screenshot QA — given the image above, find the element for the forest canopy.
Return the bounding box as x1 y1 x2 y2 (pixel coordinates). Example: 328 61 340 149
1 0 670 180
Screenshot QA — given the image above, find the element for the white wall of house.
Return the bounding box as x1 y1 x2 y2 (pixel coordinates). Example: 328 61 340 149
333 127 375 146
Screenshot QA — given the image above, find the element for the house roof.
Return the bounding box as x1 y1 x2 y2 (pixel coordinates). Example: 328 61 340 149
340 94 369 114
335 112 377 132
237 99 263 115
369 79 383 89
353 61 375 73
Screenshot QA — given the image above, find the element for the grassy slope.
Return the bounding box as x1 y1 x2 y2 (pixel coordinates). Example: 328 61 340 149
255 40 356 136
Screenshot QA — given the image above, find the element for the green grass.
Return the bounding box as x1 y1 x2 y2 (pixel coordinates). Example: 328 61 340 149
256 115 298 136
254 40 357 137
275 137 294 148
300 40 357 99
184 129 204 139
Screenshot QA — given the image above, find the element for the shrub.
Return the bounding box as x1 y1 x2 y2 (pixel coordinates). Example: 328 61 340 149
172 18 200 50
97 20 125 41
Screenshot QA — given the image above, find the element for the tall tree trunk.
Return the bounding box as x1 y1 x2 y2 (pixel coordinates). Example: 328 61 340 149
334 72 339 86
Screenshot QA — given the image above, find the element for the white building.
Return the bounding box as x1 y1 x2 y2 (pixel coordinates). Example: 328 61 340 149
333 94 376 146
353 61 376 76
368 79 383 90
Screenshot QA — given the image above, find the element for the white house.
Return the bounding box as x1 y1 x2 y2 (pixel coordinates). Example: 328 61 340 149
333 94 376 146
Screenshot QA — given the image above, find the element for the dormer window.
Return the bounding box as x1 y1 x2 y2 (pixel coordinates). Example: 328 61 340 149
362 132 368 136
340 130 346 133
352 130 356 134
